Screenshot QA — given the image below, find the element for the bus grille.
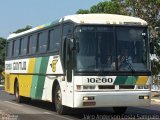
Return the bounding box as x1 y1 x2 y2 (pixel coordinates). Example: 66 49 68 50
98 85 115 89
119 85 135 89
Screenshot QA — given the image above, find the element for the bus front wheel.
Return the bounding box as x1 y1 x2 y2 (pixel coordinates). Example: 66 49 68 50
113 107 127 114
54 85 67 115
14 82 24 103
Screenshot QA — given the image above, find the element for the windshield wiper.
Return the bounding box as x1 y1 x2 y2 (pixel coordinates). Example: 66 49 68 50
119 58 135 72
125 58 135 72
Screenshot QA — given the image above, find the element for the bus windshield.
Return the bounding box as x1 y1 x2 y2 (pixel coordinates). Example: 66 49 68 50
74 26 149 72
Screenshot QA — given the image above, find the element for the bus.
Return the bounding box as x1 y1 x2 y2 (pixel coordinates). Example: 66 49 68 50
5 14 153 114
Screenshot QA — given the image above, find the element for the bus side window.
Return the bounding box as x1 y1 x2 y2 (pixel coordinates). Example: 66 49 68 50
38 31 48 53
62 23 73 39
29 35 37 54
13 39 20 57
6 41 13 58
20 37 28 56
48 27 60 52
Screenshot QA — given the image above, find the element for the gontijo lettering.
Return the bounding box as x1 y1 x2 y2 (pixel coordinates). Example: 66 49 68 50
13 61 26 70
5 63 12 70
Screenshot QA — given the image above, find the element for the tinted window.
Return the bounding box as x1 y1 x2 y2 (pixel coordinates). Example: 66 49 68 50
29 35 37 54
14 39 20 57
38 31 47 53
20 37 28 56
6 41 13 57
62 23 73 66
49 27 60 52
62 24 73 37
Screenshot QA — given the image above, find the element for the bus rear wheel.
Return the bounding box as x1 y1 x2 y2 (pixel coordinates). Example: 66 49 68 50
113 107 127 114
54 85 67 115
14 82 24 103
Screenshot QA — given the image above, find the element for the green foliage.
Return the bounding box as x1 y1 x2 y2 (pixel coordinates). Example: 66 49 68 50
90 1 120 14
76 9 89 14
151 59 160 76
76 0 160 77
13 25 32 33
77 0 160 26
77 0 127 15
125 0 160 28
0 37 6 73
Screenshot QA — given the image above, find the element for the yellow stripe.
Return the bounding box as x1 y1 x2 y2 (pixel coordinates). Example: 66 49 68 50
136 76 148 85
36 25 44 30
19 58 36 97
28 58 36 73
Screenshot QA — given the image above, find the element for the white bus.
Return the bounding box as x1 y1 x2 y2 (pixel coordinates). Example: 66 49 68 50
5 14 153 114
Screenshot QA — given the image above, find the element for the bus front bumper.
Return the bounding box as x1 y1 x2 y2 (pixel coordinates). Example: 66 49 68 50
74 91 151 108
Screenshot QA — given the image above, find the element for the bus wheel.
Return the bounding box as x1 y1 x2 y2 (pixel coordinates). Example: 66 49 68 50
113 107 127 114
54 85 67 115
15 82 23 103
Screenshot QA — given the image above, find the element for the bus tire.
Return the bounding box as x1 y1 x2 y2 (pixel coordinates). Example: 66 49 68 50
14 82 24 103
113 107 127 114
54 85 67 115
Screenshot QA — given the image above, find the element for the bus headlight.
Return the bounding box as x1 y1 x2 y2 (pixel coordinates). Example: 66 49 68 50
83 96 95 101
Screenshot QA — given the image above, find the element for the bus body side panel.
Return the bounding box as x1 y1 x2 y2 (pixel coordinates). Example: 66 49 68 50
5 74 18 94
5 59 30 95
4 73 11 94
30 57 49 100
5 56 66 102
42 56 64 102
19 58 36 97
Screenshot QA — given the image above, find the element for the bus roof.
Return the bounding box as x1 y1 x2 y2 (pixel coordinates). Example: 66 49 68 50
63 14 147 25
7 14 147 40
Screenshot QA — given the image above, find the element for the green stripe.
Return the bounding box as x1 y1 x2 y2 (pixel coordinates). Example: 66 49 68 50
30 57 49 99
114 76 138 85
114 76 128 85
125 76 138 85
30 57 42 99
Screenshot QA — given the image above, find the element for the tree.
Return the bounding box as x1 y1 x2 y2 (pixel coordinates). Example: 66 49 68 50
152 59 160 76
76 0 160 85
76 9 89 14
0 37 6 73
125 0 160 28
77 0 160 27
77 0 127 15
13 25 32 33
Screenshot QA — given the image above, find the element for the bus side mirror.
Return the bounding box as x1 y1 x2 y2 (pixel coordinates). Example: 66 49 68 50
150 42 154 54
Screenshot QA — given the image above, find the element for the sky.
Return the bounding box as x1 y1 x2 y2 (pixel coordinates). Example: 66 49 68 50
0 0 103 38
